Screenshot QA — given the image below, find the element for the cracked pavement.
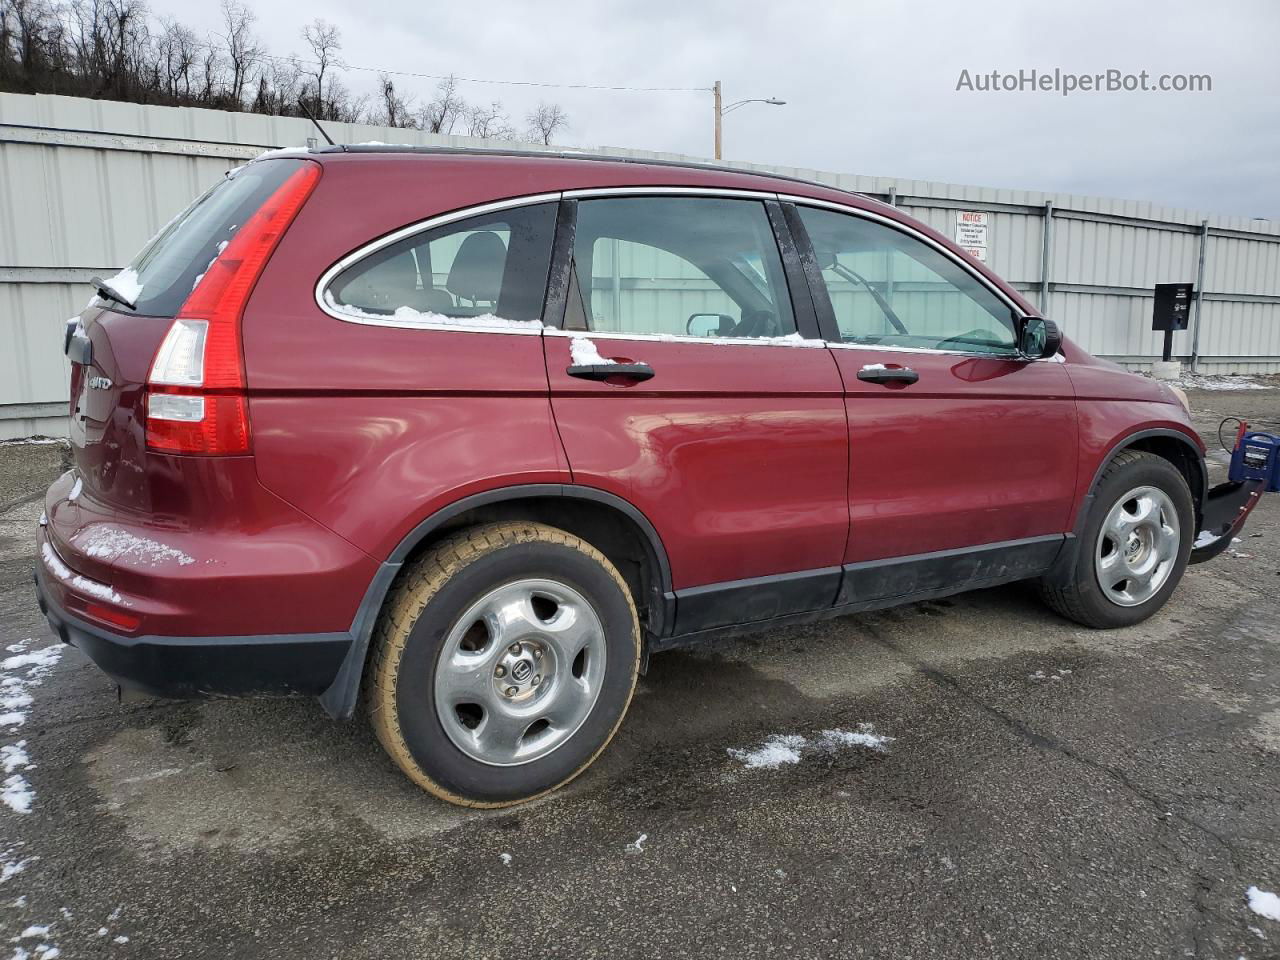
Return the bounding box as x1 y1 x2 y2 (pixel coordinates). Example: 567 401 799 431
0 384 1277 959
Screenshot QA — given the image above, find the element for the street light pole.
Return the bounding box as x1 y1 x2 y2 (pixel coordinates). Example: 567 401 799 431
713 80 723 160
711 81 786 161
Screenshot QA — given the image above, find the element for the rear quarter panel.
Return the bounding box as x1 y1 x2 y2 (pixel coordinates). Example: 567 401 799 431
242 160 568 561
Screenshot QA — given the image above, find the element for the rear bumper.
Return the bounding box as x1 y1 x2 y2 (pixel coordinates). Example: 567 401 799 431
34 562 352 699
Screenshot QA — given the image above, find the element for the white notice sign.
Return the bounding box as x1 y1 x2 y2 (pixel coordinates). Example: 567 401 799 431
955 210 989 250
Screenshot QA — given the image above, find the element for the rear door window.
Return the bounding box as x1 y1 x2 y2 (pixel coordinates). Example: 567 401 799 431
326 203 557 324
113 158 310 317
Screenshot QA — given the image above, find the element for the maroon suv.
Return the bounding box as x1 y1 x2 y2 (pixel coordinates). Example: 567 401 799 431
35 148 1262 806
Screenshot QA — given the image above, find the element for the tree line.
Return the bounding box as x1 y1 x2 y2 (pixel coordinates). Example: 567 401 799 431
0 0 570 142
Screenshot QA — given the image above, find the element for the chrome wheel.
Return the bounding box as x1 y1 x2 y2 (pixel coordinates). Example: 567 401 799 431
434 578 607 766
1094 485 1180 607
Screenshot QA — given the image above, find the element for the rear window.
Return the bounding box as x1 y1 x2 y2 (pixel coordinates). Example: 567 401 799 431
110 159 309 317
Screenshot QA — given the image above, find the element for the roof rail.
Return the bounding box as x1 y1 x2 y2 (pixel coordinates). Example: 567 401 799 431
311 143 873 200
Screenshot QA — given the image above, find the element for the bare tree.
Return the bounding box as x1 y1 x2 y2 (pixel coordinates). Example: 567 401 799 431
153 16 196 99
253 54 301 115
526 101 568 145
375 73 414 127
219 0 260 107
421 74 464 134
0 0 576 139
197 40 222 101
464 100 516 140
300 17 340 118
5 0 63 88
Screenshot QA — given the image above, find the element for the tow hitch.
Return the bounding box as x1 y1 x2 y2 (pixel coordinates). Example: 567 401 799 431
1189 424 1278 564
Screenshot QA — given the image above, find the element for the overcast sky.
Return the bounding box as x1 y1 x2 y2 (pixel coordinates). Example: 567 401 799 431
152 0 1280 219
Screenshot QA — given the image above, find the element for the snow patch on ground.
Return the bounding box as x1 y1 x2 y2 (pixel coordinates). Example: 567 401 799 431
728 724 893 769
728 734 806 769
2 642 63 731
3 774 34 814
1172 374 1268 391
1248 886 1280 922
0 637 69 952
2 742 30 774
0 438 69 447
1 844 34 883
75 527 195 567
569 337 616 366
0 640 62 819
39 543 124 605
816 728 894 750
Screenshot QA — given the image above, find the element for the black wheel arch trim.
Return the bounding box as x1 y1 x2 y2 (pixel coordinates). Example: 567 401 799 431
1042 427 1206 587
320 483 675 720
1077 427 1207 533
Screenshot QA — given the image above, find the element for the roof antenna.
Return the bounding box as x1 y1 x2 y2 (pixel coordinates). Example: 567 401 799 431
297 98 340 149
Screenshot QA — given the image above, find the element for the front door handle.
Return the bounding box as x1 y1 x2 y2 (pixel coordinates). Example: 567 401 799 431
567 363 655 383
857 365 918 385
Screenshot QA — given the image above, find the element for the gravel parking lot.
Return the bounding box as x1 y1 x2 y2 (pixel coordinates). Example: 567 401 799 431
1 382 1277 960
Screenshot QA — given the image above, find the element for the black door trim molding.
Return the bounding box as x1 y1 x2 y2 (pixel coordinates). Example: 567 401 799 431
659 533 1068 649
672 566 843 636
836 534 1065 606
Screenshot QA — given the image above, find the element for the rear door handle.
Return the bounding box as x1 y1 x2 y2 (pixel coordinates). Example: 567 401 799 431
567 363 655 382
857 366 918 385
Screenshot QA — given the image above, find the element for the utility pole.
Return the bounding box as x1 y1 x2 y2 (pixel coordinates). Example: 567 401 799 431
712 82 786 160
713 80 723 160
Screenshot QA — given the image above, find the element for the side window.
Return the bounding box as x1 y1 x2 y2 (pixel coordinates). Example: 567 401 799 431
796 206 1019 354
326 203 556 323
572 197 796 339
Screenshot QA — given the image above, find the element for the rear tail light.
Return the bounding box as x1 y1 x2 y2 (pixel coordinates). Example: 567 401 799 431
145 163 320 455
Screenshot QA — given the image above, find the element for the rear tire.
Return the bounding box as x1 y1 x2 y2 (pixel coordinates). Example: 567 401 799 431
366 521 640 807
1038 451 1194 628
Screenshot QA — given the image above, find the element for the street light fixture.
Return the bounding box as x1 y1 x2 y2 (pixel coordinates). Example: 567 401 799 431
713 80 786 160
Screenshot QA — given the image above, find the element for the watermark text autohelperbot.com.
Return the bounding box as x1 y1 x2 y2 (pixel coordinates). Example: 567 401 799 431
956 69 1211 96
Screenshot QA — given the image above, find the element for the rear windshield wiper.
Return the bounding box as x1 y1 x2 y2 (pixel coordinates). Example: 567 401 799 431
89 276 137 311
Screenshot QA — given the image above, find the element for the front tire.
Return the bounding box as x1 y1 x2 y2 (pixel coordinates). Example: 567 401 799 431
1038 451 1194 628
366 521 640 807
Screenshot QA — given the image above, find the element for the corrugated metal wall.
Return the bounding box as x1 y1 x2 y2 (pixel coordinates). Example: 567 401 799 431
2 91 1277 438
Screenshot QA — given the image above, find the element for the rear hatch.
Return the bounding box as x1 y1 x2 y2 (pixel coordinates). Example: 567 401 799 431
64 158 318 518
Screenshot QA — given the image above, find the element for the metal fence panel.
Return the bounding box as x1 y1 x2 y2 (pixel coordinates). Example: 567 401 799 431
2 91 1278 438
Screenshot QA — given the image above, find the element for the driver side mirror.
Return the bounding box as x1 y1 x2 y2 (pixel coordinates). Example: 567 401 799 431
687 313 735 338
1018 316 1062 360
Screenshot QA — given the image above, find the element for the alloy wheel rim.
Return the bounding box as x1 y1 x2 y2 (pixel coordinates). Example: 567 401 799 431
1094 485 1180 607
434 578 607 766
